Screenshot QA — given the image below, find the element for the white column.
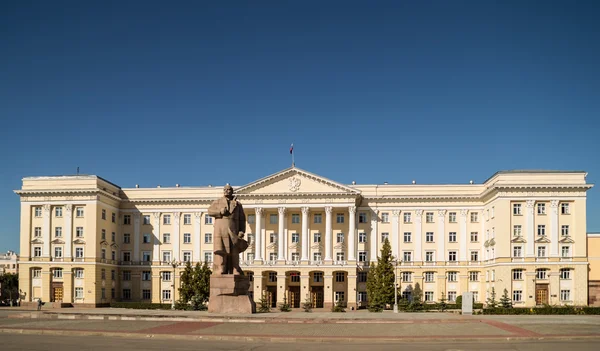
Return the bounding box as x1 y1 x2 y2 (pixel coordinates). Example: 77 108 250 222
301 207 309 261
391 210 400 259
348 206 356 261
133 213 140 262
550 200 559 257
194 212 201 262
459 209 468 262
153 213 161 263
437 210 446 262
325 207 333 261
415 210 423 262
64 204 73 259
277 207 286 261
173 212 181 262
254 208 263 262
42 204 51 258
370 210 378 262
526 200 535 257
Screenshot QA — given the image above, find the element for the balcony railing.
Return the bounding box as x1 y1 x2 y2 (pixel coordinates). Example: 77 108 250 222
334 260 347 266
357 261 370 267
536 257 549 262
469 261 481 265
511 257 524 262
286 260 300 266
310 260 323 266
560 257 573 262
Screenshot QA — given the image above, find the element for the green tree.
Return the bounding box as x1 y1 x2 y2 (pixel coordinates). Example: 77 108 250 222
258 291 271 313
178 261 195 304
176 261 211 310
366 238 395 312
438 291 448 312
406 282 423 312
486 287 498 309
499 288 512 308
302 294 313 312
0 273 18 306
194 261 212 306
279 295 292 312
332 297 346 312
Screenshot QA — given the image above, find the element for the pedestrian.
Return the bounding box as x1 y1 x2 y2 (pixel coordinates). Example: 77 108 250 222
37 298 42 311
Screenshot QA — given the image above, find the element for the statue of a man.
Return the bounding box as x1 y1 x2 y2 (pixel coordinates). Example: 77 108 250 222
207 184 248 275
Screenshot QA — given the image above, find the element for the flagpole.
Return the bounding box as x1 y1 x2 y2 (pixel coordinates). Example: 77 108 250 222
292 144 295 167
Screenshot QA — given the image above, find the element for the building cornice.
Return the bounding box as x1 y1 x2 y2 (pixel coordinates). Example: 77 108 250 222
14 188 122 202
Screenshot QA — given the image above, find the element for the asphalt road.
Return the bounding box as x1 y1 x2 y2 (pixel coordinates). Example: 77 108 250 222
2 334 600 351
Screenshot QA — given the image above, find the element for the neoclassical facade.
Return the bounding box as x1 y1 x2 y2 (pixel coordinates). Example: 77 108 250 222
15 167 594 308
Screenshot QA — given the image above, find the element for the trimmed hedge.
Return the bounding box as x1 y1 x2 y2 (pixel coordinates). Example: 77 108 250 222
483 306 600 315
110 302 172 310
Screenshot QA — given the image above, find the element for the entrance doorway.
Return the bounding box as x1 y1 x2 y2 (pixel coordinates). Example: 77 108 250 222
311 287 324 308
52 283 63 302
266 286 277 308
288 287 300 308
536 284 549 305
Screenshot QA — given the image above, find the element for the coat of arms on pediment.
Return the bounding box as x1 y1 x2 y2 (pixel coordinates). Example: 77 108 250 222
289 177 301 192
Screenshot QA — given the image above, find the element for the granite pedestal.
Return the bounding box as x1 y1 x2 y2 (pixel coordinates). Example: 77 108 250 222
208 274 256 314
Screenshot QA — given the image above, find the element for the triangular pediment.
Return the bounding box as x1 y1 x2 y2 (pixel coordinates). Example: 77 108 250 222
30 238 44 244
235 167 360 196
511 236 527 243
73 238 86 245
110 242 119 249
559 236 575 243
51 238 65 244
535 236 551 243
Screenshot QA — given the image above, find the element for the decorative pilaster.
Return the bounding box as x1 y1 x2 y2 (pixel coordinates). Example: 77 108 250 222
42 204 51 258
254 208 263 263
370 209 378 262
325 206 333 262
391 210 400 259
550 200 559 257
133 213 141 262
194 212 202 262
459 209 468 261
348 206 357 261
277 207 286 261
437 210 446 262
173 212 181 262
64 205 73 259
415 210 423 262
526 200 535 257
301 207 309 261
152 213 161 263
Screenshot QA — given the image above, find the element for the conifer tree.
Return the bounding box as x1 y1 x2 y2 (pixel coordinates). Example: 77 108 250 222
499 288 512 308
366 238 396 311
486 287 498 309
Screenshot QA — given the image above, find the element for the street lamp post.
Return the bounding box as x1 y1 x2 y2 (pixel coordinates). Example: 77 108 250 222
393 259 399 313
171 260 178 310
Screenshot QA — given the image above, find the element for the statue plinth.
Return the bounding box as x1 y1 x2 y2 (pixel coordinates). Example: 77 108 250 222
208 275 256 314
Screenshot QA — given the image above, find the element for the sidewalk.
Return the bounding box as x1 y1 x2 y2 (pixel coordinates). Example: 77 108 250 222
2 307 600 343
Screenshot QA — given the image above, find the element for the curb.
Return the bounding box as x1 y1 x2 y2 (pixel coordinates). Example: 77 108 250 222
2 328 600 343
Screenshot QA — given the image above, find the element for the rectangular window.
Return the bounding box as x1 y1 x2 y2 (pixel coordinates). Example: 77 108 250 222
403 212 411 223
53 268 63 278
470 212 478 223
112 250 116 260
359 232 367 243
425 251 434 262
76 207 84 217
142 271 151 281
111 232 115 242
143 215 151 225
335 272 345 282
402 272 412 282
359 212 367 223
381 232 389 242
560 269 571 280
55 207 63 217
336 252 345 262
336 213 344 223
123 215 131 225
269 272 277 282
123 233 130 244
447 272 457 282
313 213 322 224
448 212 456 223
381 212 389 223
426 232 434 243
513 246 522 257
247 214 255 224
469 271 479 281
247 234 254 245
291 233 299 243
122 252 131 262
335 291 345 302
101 229 106 240
111 212 115 223
183 251 192 262
513 290 522 302
513 269 523 280
162 251 172 262
561 246 570 257
560 290 570 301
34 247 42 257
55 227 62 237
537 203 546 215
123 271 131 281
54 247 62 258
448 291 457 302
536 269 548 280
75 287 84 298
101 249 106 259
162 290 171 301
358 272 368 282
470 232 478 242
337 232 344 243
403 232 411 243
204 252 213 262
358 251 367 262
313 272 323 283
204 233 212 243
102 209 106 220
143 233 151 244
184 233 191 243
160 233 170 244
513 225 522 237
425 292 434 302
75 227 84 237
269 214 278 224
270 233 277 244
122 289 131 300
142 251 151 262
35 207 42 217
184 214 191 225
161 271 171 281
205 216 213 225
291 214 300 224
163 215 171 225
34 227 42 237
313 233 321 243
537 225 546 236
312 252 321 262
291 252 299 261
513 203 522 215
448 232 457 242
425 272 434 282
426 212 434 223
537 246 546 257
290 272 300 282
470 251 478 261
561 203 570 215
33 269 42 278
111 270 115 280
143 289 151 300
561 225 569 236
403 251 412 262
75 247 84 258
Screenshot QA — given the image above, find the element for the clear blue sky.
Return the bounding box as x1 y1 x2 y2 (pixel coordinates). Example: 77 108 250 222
1 1 599 253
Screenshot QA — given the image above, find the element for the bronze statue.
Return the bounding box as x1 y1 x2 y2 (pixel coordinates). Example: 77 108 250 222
207 184 248 275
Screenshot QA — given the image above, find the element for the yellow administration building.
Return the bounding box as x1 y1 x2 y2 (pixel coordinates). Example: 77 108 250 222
15 167 597 309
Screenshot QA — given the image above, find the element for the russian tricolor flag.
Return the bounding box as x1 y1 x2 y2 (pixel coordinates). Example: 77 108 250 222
290 143 294 154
